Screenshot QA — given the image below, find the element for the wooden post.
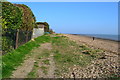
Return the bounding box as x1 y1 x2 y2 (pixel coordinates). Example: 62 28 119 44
15 29 19 49
26 31 28 42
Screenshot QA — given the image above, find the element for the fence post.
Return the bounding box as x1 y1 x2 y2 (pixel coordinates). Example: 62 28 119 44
26 31 28 42
15 29 19 49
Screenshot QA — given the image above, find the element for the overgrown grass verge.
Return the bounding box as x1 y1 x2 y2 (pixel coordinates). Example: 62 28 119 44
52 36 102 76
2 35 51 78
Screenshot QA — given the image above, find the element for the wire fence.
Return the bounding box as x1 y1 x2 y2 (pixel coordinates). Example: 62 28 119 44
2 29 33 55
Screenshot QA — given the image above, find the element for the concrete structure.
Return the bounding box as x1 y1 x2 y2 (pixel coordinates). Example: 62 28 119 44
32 24 45 39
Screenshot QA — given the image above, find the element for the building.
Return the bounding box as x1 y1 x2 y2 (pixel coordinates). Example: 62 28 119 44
32 22 45 39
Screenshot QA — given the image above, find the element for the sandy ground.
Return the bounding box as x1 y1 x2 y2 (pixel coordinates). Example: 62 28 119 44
63 34 119 54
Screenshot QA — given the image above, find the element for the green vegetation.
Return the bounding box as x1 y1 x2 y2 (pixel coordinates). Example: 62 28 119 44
2 2 36 54
2 2 23 30
103 73 120 80
2 2 36 31
27 61 38 78
2 2 23 53
27 69 37 78
40 66 48 74
39 50 50 59
2 34 103 78
52 36 102 76
79 45 102 57
2 35 51 78
14 4 36 31
42 59 50 65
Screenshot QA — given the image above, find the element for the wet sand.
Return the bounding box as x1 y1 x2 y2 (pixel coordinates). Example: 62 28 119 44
63 34 119 54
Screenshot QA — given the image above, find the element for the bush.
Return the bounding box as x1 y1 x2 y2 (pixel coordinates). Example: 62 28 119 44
2 2 23 30
2 2 36 54
2 2 23 54
14 4 36 31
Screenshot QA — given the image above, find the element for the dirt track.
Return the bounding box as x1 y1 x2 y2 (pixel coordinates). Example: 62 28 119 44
11 43 55 78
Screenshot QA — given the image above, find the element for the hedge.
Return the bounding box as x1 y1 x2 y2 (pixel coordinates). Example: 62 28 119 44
2 2 36 54
2 2 23 53
14 4 36 31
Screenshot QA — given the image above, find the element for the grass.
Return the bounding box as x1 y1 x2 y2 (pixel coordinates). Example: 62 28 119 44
40 66 48 75
52 36 102 76
34 62 39 68
42 59 50 65
27 70 37 78
0 56 2 79
27 61 38 78
2 35 51 78
2 34 103 78
40 50 50 58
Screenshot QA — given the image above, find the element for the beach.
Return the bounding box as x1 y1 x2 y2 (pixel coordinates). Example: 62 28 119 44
3 34 119 78
63 34 119 54
3 1 119 79
61 34 119 78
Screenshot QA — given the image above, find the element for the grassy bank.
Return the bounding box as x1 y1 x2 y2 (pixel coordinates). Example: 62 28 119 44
3 34 104 78
2 35 51 78
51 36 102 77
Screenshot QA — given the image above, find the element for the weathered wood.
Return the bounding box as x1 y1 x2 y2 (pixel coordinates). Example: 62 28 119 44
15 29 19 49
26 31 28 42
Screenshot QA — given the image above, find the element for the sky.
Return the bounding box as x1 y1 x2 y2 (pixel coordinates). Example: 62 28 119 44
7 0 119 2
10 2 118 35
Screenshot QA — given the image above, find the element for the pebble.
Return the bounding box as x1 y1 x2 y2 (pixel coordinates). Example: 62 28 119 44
62 51 119 78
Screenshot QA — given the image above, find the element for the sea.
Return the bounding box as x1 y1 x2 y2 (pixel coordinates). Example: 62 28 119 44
77 34 119 41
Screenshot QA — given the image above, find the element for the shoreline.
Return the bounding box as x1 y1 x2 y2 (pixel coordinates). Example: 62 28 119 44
63 34 119 53
72 34 119 42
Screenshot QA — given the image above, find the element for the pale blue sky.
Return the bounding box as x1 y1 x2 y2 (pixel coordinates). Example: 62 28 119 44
11 2 118 35
7 0 119 2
